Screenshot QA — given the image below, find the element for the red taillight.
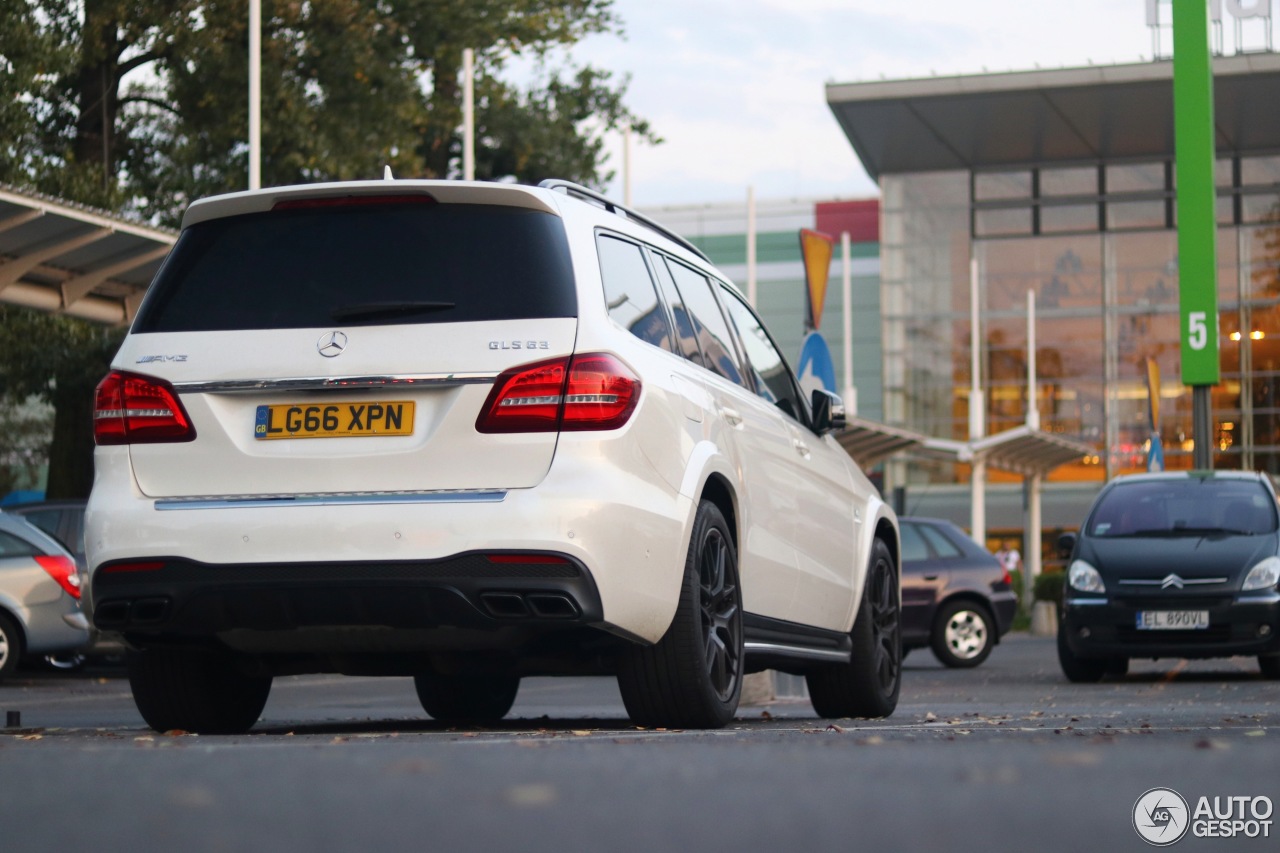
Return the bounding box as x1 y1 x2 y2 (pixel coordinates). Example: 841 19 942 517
560 354 641 431
35 555 80 600
475 353 640 434
1001 569 1013 587
94 371 196 446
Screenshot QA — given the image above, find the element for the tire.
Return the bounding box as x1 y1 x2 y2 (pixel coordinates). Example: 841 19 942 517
0 611 23 683
1105 656 1130 677
930 600 994 668
127 647 272 734
413 673 520 724
617 500 744 729
1056 623 1107 683
1260 654 1280 679
807 538 901 719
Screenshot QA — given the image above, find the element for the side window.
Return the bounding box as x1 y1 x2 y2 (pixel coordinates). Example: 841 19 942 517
663 258 745 386
596 234 674 353
719 287 806 422
647 250 704 364
0 530 40 558
899 523 929 562
918 524 963 559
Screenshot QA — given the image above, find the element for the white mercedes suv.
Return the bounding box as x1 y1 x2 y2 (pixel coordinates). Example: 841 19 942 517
85 179 900 733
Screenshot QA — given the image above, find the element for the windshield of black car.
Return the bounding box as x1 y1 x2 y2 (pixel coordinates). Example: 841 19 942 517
1086 479 1278 537
132 202 576 332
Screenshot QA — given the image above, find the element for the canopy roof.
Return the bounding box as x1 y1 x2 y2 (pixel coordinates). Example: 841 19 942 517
827 53 1280 179
0 184 176 325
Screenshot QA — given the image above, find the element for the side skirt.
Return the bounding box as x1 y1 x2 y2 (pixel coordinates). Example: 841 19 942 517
743 613 851 675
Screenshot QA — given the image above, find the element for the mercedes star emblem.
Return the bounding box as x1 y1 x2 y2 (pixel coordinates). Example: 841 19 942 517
317 331 348 358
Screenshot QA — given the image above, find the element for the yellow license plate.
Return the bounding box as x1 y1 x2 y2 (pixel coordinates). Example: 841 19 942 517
254 401 414 439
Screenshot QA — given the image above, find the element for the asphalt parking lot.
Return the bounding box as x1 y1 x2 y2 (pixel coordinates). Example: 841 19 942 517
2 634 1277 852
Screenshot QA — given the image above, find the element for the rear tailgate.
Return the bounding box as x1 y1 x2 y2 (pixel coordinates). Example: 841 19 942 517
118 321 576 497
118 186 579 498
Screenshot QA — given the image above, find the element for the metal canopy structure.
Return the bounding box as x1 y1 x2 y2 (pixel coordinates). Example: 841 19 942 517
826 53 1280 179
0 184 176 326
965 426 1095 478
834 416 929 469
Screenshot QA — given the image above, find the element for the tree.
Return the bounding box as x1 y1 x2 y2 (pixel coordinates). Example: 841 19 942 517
0 307 124 499
0 1 656 224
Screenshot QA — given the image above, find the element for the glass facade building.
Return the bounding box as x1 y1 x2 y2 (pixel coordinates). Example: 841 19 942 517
828 54 1280 538
882 158 1280 485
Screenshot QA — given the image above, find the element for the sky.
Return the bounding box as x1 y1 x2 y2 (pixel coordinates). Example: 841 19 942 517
563 0 1270 208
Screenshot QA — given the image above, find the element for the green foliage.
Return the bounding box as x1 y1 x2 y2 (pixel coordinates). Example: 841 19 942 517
1033 570 1065 606
0 306 126 498
0 397 55 497
0 0 655 225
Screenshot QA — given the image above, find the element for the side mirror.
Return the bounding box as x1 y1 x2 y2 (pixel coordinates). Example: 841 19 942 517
810 389 846 434
1057 532 1078 560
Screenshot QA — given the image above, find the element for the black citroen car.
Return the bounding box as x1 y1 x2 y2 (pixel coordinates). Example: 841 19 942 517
1058 470 1280 682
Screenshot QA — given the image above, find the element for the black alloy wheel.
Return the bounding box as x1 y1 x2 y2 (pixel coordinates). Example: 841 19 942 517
697 522 742 704
808 538 901 719
617 500 743 729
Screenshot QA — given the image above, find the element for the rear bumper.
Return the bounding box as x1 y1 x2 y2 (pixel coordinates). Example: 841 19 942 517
1062 592 1280 659
86 444 694 644
92 552 603 638
992 592 1018 638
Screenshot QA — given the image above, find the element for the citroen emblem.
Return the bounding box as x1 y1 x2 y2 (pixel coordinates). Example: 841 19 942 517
317 331 348 358
1161 574 1185 590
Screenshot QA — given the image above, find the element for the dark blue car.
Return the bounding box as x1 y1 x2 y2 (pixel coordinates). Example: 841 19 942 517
900 517 1017 668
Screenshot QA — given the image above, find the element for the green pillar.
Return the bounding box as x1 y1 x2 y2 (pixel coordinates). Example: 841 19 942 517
1172 0 1220 469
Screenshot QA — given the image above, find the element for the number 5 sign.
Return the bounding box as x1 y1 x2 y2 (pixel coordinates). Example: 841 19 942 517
1173 0 1221 388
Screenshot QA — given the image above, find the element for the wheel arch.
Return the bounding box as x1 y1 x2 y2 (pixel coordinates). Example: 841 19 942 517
698 473 739 554
0 603 28 654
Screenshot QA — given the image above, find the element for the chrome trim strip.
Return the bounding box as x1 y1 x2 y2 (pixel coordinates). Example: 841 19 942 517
1065 598 1110 606
1119 578 1227 585
172 374 497 394
743 641 851 663
155 491 507 511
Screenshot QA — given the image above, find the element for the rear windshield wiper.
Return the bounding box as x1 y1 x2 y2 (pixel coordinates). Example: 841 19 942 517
330 300 456 322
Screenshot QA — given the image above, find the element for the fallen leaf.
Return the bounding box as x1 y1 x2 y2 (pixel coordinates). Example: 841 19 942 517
17 734 42 741
826 724 845 733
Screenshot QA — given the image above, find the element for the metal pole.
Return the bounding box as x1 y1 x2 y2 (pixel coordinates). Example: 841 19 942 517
249 0 261 190
746 186 758 307
1027 289 1039 430
969 256 986 545
841 231 855 414
462 49 475 181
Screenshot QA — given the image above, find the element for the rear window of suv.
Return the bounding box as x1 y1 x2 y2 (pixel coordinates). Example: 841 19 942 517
133 201 577 332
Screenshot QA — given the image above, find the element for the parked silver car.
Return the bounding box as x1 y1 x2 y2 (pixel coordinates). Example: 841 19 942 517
0 511 90 682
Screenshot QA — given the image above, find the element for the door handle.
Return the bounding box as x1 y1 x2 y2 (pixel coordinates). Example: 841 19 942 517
719 407 743 427
923 575 939 581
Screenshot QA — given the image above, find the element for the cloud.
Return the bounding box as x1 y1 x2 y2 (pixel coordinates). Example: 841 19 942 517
569 0 1170 205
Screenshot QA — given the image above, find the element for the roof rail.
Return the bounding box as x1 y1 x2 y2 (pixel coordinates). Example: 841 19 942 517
538 179 710 263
